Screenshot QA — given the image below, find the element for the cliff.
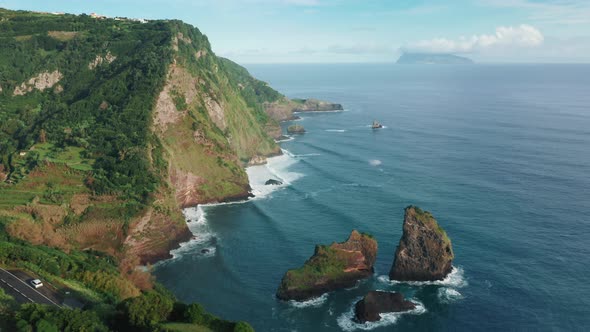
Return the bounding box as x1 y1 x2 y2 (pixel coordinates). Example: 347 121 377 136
0 9 262 330
277 230 377 301
0 9 302 271
389 206 454 281
397 52 474 64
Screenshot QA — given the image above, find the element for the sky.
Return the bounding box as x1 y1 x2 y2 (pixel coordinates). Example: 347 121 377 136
1 0 589 63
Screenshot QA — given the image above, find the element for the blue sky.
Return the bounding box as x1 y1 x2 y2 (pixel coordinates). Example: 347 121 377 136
1 0 589 63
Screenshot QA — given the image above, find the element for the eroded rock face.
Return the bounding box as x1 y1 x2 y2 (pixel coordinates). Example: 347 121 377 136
88 51 117 70
354 291 416 323
13 70 63 96
389 206 454 281
277 230 377 301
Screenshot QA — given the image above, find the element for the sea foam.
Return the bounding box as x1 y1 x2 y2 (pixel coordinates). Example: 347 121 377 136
377 266 467 288
336 298 426 331
166 206 217 261
288 293 329 309
246 149 304 200
437 287 463 303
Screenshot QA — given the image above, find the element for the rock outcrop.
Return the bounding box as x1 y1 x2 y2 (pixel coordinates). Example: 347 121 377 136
264 98 343 122
287 125 305 134
265 179 282 186
292 98 343 112
354 291 416 323
389 206 454 281
13 70 63 96
277 230 377 301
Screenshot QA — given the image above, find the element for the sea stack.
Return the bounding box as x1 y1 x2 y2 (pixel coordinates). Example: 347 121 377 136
354 291 416 323
277 230 377 301
287 125 306 134
389 206 454 281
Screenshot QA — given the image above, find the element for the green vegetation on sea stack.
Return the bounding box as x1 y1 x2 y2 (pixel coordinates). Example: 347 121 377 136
277 231 377 301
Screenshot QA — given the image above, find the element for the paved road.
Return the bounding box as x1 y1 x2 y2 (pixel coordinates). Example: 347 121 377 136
0 268 60 307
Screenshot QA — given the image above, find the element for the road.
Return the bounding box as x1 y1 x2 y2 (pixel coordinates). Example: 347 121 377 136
0 268 61 307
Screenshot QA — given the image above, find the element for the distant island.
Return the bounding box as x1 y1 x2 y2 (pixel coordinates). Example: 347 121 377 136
397 52 474 64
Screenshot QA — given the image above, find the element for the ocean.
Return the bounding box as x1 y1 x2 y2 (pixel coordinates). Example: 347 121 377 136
154 64 590 331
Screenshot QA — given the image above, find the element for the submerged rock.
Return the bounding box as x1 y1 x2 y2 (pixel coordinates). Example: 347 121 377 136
265 179 283 186
354 291 416 323
287 125 305 134
389 206 454 281
276 230 377 301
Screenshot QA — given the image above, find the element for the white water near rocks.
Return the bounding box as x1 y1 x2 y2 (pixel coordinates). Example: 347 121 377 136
336 298 427 331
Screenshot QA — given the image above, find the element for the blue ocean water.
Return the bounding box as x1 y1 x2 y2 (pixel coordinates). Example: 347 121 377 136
154 64 590 331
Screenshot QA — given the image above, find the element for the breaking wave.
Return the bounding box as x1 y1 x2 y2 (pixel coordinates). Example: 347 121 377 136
377 267 467 288
166 206 217 261
288 293 329 308
437 287 463 303
246 149 304 200
369 159 382 166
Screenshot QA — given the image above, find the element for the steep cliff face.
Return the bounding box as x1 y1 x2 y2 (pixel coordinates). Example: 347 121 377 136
389 206 454 281
0 11 285 266
277 230 377 301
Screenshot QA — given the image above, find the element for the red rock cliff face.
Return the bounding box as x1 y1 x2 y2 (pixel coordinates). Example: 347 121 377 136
389 206 454 281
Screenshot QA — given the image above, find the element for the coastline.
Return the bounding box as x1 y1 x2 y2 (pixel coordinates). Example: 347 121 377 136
156 149 300 265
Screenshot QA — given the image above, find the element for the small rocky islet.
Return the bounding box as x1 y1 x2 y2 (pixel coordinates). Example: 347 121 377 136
354 291 416 323
287 124 306 134
276 206 454 323
276 230 377 301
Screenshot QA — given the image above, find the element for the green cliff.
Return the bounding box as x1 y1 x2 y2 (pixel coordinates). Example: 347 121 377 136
0 7 300 331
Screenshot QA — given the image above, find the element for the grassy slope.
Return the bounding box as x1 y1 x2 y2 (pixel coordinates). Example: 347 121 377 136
0 8 288 330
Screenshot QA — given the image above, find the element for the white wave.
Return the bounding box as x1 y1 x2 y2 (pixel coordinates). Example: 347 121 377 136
378 266 468 288
337 298 426 331
325 129 347 133
437 288 463 303
293 110 344 114
288 293 329 308
246 149 303 200
369 159 382 166
165 206 218 261
276 135 294 142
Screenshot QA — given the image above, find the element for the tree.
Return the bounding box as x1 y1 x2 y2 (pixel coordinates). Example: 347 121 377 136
120 291 173 329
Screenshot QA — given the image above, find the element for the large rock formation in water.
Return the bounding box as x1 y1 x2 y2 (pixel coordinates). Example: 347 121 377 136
287 125 306 134
292 98 344 112
389 206 454 281
276 230 377 301
354 291 416 323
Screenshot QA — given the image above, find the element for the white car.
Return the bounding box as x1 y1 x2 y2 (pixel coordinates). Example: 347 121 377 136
30 279 43 289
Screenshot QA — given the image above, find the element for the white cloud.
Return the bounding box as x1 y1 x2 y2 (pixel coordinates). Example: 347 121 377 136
404 24 544 54
480 0 590 25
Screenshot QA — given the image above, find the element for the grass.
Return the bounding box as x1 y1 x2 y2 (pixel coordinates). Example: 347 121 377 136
47 30 79 41
282 246 350 291
33 142 94 171
0 163 88 208
161 323 212 332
